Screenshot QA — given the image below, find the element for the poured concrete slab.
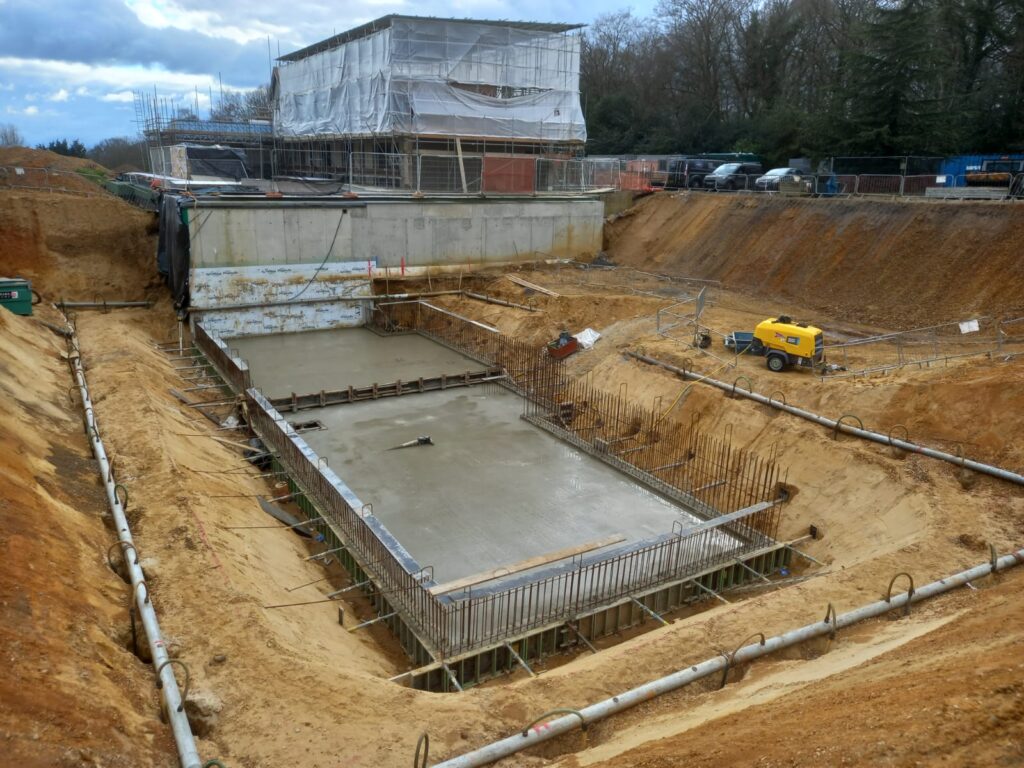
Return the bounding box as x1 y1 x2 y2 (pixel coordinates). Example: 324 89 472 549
231 327 486 398
299 387 701 583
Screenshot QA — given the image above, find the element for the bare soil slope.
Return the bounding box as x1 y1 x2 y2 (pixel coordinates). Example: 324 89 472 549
0 189 158 300
3 188 1022 768
0 308 175 767
605 194 1024 328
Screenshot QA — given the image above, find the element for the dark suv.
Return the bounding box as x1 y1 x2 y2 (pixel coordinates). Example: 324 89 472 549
665 158 721 189
703 162 764 190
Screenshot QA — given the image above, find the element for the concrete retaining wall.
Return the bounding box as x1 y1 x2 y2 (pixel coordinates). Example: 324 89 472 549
188 197 603 336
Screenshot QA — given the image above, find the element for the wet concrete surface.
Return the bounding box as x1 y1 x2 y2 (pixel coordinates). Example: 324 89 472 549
299 387 702 583
231 328 486 398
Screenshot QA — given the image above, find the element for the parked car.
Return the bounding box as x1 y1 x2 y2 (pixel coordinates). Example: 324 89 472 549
665 158 722 189
754 167 805 191
703 162 764 190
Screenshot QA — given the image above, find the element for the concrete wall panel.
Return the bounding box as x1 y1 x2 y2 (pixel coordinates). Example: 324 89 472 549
187 198 602 332
196 301 367 337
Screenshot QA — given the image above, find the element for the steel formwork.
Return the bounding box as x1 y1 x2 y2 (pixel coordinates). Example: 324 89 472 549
193 310 789 688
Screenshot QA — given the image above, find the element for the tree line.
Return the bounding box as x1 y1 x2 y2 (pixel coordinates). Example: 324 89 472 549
581 0 1024 164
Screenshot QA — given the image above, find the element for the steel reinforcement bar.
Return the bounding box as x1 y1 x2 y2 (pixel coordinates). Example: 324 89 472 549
268 368 504 412
193 321 252 393
435 546 1024 767
438 501 780 656
244 389 447 651
194 318 789 662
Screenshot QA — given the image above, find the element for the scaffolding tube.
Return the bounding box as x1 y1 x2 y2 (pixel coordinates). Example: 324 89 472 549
627 351 1024 487
67 327 202 768
435 546 1024 768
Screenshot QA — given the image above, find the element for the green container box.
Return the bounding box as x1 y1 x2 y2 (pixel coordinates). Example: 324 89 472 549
0 277 33 316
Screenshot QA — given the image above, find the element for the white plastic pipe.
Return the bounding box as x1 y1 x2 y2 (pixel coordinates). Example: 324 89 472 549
68 332 202 768
436 547 1024 767
628 352 1024 486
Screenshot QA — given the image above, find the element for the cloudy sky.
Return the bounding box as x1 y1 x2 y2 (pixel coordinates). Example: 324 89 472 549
0 0 655 146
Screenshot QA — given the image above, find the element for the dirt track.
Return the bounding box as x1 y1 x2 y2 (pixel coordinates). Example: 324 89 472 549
1 176 1022 767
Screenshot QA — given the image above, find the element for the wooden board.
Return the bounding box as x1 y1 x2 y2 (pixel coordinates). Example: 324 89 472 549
506 274 561 297
428 534 626 596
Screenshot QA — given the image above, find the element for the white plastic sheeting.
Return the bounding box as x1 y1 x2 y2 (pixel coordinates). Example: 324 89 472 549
573 328 601 349
275 18 585 142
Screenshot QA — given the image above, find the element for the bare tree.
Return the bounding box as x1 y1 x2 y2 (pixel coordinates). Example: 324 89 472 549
0 123 24 147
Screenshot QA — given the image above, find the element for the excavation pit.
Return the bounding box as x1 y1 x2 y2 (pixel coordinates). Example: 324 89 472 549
195 305 790 689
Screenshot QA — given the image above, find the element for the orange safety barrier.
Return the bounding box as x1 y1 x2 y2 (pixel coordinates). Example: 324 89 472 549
482 156 536 193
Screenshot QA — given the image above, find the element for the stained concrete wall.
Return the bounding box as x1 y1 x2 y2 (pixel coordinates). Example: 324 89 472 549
189 198 603 269
188 197 603 336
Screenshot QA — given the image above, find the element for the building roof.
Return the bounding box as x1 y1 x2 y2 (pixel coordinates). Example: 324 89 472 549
278 14 585 63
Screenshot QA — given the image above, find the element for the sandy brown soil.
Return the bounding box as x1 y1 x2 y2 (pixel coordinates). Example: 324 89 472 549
0 190 159 302
604 192 1024 329
1 188 1022 768
0 148 111 197
0 305 176 767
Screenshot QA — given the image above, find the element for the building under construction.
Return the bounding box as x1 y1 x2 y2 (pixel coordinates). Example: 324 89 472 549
271 15 588 191
134 91 274 181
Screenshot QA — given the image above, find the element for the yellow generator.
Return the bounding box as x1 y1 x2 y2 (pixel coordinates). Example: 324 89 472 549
725 316 824 372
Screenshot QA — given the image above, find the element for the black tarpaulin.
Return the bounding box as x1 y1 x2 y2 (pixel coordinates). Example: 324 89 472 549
157 194 190 309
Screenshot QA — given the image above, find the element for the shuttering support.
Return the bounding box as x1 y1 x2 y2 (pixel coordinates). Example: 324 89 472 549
270 456 437 668
397 544 791 692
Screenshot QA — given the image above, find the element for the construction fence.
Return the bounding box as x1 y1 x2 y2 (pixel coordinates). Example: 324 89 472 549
0 165 111 198
274 148 620 194
269 148 1024 199
823 315 1024 378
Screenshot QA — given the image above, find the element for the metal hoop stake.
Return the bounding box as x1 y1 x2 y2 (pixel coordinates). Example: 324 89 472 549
888 424 909 444
885 572 915 617
414 733 430 768
522 708 587 737
833 413 864 440
823 603 838 639
155 659 191 712
721 632 766 688
731 376 753 397
106 540 139 569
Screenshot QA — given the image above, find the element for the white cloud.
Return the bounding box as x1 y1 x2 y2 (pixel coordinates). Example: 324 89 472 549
124 0 290 45
24 105 38 115
0 56 247 94
101 90 135 102
49 88 70 101
75 86 91 96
